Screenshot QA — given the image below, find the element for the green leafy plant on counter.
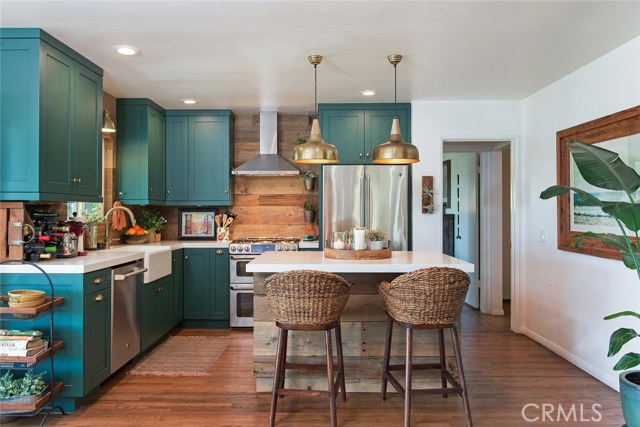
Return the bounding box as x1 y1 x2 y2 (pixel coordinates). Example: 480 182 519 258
301 201 317 212
368 228 387 242
0 371 46 399
137 209 166 232
540 140 640 371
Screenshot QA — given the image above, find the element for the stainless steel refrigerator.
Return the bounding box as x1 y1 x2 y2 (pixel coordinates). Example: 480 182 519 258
322 164 410 250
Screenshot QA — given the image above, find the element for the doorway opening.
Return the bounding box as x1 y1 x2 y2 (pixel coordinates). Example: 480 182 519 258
443 140 512 316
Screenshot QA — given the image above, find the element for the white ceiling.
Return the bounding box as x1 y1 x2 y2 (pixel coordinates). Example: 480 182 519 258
2 0 639 113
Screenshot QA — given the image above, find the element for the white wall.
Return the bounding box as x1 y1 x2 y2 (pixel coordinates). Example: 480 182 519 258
411 101 521 252
520 36 640 389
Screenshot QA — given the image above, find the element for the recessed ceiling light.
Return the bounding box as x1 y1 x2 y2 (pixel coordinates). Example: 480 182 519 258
361 90 376 96
114 45 140 56
182 99 198 105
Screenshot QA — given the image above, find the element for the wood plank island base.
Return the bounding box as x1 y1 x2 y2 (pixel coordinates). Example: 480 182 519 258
248 251 474 393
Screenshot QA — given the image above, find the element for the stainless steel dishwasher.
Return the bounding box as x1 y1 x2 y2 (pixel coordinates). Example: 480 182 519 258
111 260 146 373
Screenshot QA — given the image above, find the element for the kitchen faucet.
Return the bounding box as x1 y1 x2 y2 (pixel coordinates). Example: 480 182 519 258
104 206 136 248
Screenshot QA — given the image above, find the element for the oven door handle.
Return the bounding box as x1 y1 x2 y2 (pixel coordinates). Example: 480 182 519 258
231 284 254 291
230 255 257 260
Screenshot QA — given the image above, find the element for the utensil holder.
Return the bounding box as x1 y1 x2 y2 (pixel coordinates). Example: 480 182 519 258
217 227 230 242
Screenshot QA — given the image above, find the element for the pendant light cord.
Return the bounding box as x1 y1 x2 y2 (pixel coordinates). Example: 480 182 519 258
394 62 398 118
314 63 318 118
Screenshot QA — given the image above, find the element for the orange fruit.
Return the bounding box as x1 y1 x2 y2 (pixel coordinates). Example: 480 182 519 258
136 230 145 236
134 225 142 231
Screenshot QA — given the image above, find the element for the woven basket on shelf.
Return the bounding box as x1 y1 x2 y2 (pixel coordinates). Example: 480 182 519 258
264 270 352 326
379 267 470 326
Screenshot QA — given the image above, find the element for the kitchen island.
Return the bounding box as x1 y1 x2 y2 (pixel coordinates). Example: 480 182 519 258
248 251 474 393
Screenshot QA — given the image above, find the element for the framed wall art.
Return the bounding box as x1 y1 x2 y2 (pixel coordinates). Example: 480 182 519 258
178 208 218 240
555 105 640 260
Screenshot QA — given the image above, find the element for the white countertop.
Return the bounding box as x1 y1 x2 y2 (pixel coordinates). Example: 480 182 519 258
246 251 475 273
0 240 229 274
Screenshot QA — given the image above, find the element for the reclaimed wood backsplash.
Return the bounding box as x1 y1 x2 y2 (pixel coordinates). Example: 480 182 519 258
138 113 319 241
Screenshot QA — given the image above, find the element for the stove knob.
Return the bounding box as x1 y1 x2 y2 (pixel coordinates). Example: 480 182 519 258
244 245 250 252
230 245 236 252
285 246 290 251
291 246 297 251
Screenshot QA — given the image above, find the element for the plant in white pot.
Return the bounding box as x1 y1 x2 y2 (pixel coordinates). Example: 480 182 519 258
540 141 640 426
368 228 387 250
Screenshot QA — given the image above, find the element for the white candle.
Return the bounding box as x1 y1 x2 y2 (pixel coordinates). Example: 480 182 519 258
353 228 366 250
333 240 345 250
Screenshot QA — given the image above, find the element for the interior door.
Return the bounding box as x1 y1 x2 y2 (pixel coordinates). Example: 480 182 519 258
448 153 480 309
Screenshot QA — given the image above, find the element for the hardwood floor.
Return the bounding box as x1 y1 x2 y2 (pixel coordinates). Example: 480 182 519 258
13 304 624 426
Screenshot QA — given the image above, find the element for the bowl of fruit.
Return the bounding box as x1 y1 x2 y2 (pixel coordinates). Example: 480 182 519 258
123 225 150 244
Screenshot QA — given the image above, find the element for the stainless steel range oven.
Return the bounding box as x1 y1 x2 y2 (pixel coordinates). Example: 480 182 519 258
229 238 299 328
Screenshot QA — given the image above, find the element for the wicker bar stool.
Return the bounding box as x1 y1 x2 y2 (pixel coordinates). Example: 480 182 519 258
265 270 352 427
379 267 472 427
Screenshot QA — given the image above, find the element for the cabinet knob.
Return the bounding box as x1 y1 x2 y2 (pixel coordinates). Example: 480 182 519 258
172 258 176 262
224 190 228 194
216 249 223 255
77 177 82 183
184 256 189 260
118 191 123 196
71 177 78 184
167 190 171 194
365 152 370 158
93 277 103 284
95 294 104 302
359 153 363 158
149 187 153 192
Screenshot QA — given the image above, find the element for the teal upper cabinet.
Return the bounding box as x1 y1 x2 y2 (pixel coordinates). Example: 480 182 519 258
116 99 166 204
0 29 103 202
319 103 411 164
165 110 235 205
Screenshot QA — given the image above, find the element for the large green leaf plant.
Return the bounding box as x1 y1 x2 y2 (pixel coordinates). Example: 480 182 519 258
540 141 640 371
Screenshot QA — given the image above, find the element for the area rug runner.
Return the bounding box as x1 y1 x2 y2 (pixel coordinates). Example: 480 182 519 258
128 336 230 376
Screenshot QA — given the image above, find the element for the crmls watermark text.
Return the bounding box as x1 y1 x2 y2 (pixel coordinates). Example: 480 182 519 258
521 403 603 423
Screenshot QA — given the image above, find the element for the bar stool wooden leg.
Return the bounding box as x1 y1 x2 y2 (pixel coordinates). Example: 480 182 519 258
381 315 393 401
334 321 347 401
451 325 473 427
270 328 288 427
404 326 413 427
438 328 448 398
325 329 337 427
278 330 288 392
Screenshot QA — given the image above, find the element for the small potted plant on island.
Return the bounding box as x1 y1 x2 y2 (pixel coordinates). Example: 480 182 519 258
300 169 317 191
368 228 387 250
137 209 166 242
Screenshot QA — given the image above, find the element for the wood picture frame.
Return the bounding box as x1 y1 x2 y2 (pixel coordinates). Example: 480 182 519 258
178 208 218 240
555 105 640 260
442 160 451 209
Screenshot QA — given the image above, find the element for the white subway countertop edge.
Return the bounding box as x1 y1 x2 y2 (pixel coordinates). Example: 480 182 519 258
246 251 475 273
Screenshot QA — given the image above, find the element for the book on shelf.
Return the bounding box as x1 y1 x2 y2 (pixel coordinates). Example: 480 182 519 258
0 338 45 350
0 341 48 357
0 329 43 338
0 361 29 369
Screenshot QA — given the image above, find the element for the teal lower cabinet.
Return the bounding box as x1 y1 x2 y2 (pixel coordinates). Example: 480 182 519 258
183 248 229 327
140 275 173 352
172 249 185 325
0 268 112 412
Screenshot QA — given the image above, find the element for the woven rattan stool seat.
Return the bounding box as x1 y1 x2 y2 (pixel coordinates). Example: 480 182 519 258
265 270 352 427
379 267 472 427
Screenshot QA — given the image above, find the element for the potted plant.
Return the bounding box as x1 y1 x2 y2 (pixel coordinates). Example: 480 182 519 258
137 209 166 242
368 228 387 250
0 371 46 403
540 140 640 426
300 169 317 191
301 201 317 223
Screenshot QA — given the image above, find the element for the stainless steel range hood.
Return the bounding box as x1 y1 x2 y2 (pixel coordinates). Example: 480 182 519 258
232 111 300 176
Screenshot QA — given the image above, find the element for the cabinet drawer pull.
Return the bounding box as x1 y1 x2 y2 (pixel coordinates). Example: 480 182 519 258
77 177 82 183
93 277 103 284
95 294 105 302
224 189 228 194
184 256 189 260
71 177 78 184
216 249 223 255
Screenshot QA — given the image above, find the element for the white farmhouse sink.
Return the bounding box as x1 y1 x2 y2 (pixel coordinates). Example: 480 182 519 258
110 245 172 283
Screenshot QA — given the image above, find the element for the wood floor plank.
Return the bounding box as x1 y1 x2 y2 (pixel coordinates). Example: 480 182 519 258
12 304 624 426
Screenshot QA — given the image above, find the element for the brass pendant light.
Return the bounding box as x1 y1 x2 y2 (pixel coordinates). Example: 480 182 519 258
293 55 339 164
372 54 419 164
101 110 116 134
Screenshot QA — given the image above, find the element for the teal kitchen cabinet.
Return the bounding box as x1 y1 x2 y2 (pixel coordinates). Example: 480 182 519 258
172 249 185 325
140 275 173 352
116 98 166 204
165 110 235 205
319 103 411 164
183 248 229 327
0 267 113 412
0 28 103 202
